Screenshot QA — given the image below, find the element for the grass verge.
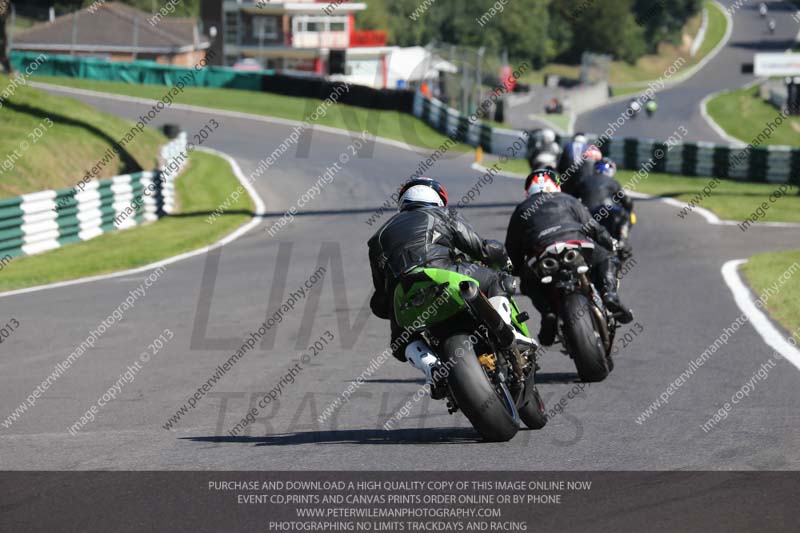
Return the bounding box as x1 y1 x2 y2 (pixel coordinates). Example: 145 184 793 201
523 0 726 91
0 74 165 198
11 15 36 35
31 75 466 154
705 85 800 148
742 251 800 337
494 158 800 223
0 151 253 291
612 0 727 90
611 85 651 98
531 113 571 133
0 74 165 199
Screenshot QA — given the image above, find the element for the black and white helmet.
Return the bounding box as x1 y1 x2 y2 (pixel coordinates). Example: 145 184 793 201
397 177 449 211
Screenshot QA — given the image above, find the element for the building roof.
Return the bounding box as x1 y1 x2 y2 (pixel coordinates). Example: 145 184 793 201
13 2 209 54
240 2 367 15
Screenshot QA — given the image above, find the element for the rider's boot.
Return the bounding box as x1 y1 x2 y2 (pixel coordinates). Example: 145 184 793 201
405 340 447 399
598 257 634 324
538 313 558 346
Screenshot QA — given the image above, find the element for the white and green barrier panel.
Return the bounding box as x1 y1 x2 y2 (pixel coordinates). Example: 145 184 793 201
412 92 799 186
159 132 188 214
10 52 263 92
0 134 187 259
602 137 799 185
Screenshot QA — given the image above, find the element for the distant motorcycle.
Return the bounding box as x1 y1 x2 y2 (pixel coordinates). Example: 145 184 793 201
527 129 562 171
645 100 657 118
759 3 767 17
545 98 564 114
528 241 618 382
629 100 641 119
767 19 776 34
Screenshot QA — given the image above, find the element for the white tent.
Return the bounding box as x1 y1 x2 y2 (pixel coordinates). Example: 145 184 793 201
385 46 457 89
330 46 458 89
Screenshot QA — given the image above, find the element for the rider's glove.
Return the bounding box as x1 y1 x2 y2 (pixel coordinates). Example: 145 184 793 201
483 239 510 269
618 241 633 261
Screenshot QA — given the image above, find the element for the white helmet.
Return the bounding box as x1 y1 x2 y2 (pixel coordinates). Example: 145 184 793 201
534 152 558 171
573 133 587 145
397 177 448 211
541 129 556 145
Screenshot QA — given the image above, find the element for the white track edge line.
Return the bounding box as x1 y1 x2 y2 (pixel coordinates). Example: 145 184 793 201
721 259 800 371
698 78 763 147
470 161 530 181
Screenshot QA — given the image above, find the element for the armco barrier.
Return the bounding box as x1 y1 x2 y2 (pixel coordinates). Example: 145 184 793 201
0 134 187 259
412 92 799 186
261 74 415 112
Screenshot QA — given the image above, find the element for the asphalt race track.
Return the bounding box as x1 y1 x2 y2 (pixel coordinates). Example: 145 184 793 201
576 0 799 142
0 80 798 471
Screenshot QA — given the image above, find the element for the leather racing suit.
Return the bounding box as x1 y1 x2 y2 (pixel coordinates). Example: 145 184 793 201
504 191 632 342
369 206 512 360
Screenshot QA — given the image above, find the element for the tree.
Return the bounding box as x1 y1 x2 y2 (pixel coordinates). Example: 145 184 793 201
550 0 646 64
0 0 13 74
356 0 700 67
633 0 703 52
357 0 553 68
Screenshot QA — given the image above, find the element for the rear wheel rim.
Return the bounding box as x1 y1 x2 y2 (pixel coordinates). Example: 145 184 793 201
497 382 521 426
479 361 521 426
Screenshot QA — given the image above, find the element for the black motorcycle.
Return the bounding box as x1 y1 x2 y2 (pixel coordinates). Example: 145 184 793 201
589 203 635 261
528 241 617 382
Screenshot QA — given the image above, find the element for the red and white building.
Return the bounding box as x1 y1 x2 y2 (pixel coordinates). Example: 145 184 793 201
200 0 392 83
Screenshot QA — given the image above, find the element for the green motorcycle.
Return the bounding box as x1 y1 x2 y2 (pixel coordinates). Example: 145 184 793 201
393 266 548 441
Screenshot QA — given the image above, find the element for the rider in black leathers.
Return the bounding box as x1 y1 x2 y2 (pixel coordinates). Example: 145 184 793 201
369 177 513 361
558 138 601 197
505 169 633 345
575 158 634 244
526 128 561 171
578 174 630 212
